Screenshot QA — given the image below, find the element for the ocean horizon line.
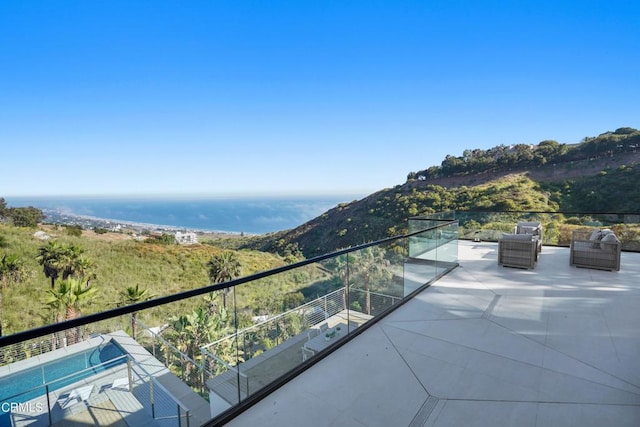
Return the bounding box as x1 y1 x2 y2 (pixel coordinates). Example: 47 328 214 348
5 194 358 235
4 191 369 201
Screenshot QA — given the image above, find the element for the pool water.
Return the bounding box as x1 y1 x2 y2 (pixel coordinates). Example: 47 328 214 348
0 341 126 406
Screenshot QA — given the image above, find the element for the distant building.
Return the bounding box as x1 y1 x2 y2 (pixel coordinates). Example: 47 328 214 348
175 231 198 245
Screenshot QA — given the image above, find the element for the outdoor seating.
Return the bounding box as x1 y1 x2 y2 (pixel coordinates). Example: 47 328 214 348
515 221 543 253
570 229 621 271
56 384 95 410
111 377 130 391
498 233 538 269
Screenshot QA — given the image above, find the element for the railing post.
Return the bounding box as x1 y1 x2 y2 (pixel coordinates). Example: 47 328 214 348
200 362 205 394
177 404 182 427
46 384 52 426
324 296 328 319
126 358 133 392
236 364 241 404
149 378 155 419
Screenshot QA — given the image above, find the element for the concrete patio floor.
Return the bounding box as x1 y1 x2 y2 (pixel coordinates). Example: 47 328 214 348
226 241 640 426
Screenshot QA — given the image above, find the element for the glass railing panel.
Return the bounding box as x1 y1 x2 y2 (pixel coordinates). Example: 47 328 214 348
408 225 439 258
435 222 459 277
621 214 640 251
406 220 459 292
346 240 406 319
132 294 220 406
201 258 352 418
405 228 438 297
570 213 640 251
452 211 640 251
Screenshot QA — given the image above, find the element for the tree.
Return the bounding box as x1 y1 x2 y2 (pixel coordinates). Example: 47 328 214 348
350 247 392 315
118 284 154 339
0 254 27 336
207 251 241 309
36 241 65 289
45 278 98 345
334 254 352 310
167 306 234 383
37 242 95 289
147 233 176 245
5 207 45 227
537 140 562 157
62 250 96 286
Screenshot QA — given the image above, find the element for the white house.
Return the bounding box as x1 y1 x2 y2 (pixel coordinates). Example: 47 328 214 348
175 231 198 245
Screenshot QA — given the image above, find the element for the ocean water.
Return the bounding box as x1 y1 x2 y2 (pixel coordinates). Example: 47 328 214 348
5 195 359 234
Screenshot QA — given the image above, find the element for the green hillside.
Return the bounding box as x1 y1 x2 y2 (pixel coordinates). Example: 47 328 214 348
229 128 640 258
0 224 304 334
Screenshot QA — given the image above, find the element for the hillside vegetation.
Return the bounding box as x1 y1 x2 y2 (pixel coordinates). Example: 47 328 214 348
0 224 301 334
226 127 640 257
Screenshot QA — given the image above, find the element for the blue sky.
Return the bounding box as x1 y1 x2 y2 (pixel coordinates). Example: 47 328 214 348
1 1 639 198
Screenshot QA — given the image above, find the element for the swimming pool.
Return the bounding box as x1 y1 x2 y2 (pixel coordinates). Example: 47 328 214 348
0 340 127 413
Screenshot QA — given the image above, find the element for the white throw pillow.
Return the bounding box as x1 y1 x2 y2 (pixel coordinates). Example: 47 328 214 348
589 229 602 241
600 233 620 252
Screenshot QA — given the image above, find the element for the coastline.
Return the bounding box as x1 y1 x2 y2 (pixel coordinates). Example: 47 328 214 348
6 194 357 236
41 208 260 238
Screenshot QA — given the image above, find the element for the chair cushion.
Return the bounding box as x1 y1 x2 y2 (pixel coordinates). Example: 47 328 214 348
519 226 537 234
589 229 603 240
588 229 609 248
600 233 620 252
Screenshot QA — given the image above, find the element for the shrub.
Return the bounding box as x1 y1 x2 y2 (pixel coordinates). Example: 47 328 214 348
64 225 83 237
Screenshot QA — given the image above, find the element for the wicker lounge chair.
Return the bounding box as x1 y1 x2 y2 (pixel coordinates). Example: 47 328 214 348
570 229 621 271
498 233 538 269
515 221 543 253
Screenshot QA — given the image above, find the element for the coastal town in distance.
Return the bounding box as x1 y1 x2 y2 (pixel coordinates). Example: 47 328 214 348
40 208 244 244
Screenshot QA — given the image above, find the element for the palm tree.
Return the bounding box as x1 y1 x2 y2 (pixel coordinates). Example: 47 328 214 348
0 254 27 336
37 242 96 290
207 251 241 309
60 245 96 286
44 283 66 350
45 278 98 345
73 255 97 286
351 247 392 315
118 284 154 339
36 241 65 289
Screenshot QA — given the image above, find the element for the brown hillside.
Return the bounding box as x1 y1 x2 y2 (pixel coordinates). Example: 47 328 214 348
414 151 640 189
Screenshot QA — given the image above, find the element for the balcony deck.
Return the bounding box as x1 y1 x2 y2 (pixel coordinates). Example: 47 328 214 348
227 241 640 426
